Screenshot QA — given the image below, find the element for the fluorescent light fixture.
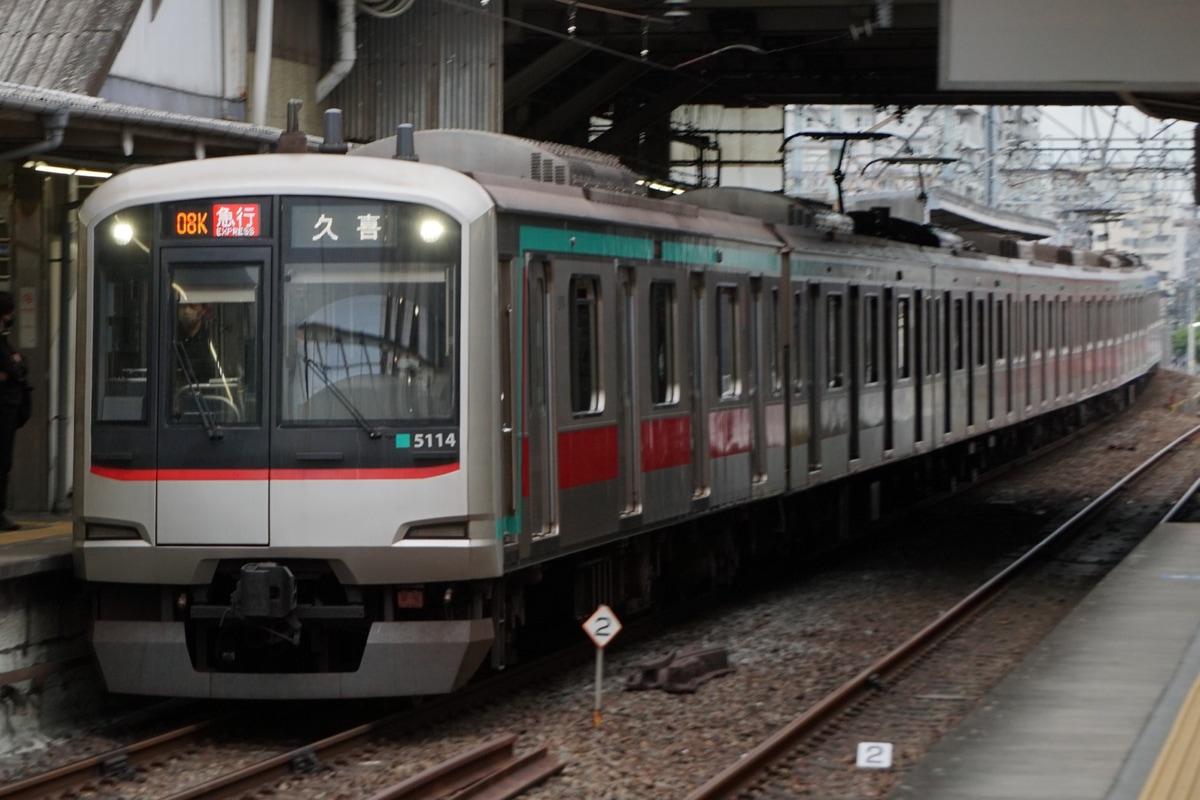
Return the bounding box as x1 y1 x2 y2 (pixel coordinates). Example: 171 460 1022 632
636 179 686 195
23 160 112 179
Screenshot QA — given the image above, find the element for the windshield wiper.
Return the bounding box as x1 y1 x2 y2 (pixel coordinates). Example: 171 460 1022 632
303 357 383 439
173 340 223 440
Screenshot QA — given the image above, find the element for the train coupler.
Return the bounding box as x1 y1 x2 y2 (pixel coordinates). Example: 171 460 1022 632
231 562 298 619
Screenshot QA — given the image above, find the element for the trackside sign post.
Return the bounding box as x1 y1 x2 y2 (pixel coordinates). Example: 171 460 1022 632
583 604 622 727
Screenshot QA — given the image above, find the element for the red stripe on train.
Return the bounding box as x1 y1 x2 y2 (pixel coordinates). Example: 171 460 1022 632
709 407 751 458
558 425 619 489
641 415 691 472
91 464 459 481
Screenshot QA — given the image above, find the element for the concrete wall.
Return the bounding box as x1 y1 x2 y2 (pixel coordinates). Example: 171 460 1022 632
0 569 102 756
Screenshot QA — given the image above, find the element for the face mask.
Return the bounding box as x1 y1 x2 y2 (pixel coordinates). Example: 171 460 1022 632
178 306 202 327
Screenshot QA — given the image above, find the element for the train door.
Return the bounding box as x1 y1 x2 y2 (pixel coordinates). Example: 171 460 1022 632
1002 294 1014 415
786 279 814 487
965 293 975 428
643 271 690 524
709 276 753 507
936 291 945 438
1062 297 1073 398
971 293 987 426
752 278 786 497
856 288 886 464
617 266 642 517
985 294 996 422
156 247 269 545
551 262 620 545
913 288 925 447
526 260 557 539
848 285 861 462
1033 297 1042 406
749 278 767 485
749 279 764 482
885 289 916 456
816 282 850 477
804 282 822 473
883 289 895 453
498 258 518 538
690 272 711 502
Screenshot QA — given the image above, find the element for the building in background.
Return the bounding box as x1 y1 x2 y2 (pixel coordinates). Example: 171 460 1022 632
666 103 1193 279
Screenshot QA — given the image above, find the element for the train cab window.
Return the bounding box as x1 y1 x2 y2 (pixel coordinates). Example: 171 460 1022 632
281 198 460 424
649 281 678 405
827 293 844 389
896 296 910 380
569 276 602 414
864 294 880 385
170 265 260 425
93 205 154 422
717 285 741 399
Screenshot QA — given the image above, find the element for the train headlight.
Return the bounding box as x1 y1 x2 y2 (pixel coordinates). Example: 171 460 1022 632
112 222 134 246
418 218 445 243
85 522 143 540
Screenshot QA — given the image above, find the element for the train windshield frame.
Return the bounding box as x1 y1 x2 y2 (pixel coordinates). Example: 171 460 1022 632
280 197 460 426
90 196 462 434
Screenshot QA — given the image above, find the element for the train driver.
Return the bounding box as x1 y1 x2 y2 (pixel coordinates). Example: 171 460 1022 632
176 301 219 384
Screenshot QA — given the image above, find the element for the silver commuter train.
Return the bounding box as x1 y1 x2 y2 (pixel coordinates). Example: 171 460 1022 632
73 128 1163 698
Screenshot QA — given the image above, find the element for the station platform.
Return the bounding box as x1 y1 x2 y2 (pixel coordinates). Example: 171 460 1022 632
0 513 72 580
890 520 1200 800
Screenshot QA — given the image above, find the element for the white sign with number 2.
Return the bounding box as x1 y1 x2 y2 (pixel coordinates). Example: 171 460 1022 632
857 742 893 769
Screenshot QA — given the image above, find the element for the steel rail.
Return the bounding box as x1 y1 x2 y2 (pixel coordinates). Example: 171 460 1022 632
154 642 588 799
684 421 1200 800
0 719 218 800
364 734 563 800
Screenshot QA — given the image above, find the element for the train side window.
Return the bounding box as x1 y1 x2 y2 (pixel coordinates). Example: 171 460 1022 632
570 276 602 414
976 298 987 367
827 293 844 389
717 285 741 399
94 205 155 423
864 293 880 385
768 287 782 396
649 281 678 405
928 295 939 377
792 289 806 396
1032 299 1041 357
995 298 1006 361
953 297 964 371
896 296 910 379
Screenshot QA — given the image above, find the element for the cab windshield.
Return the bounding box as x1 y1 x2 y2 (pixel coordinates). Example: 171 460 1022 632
280 198 460 424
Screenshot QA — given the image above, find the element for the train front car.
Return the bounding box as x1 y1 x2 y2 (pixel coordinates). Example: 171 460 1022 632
74 153 502 698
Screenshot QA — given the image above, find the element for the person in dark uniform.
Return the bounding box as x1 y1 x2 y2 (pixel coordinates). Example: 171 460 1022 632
0 291 27 531
176 302 218 383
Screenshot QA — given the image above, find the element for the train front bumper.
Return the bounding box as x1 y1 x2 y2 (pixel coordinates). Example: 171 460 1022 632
91 618 494 698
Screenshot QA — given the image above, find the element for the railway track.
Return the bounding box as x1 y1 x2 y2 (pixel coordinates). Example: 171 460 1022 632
682 421 1200 799
7 377 1197 800
0 656 575 800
